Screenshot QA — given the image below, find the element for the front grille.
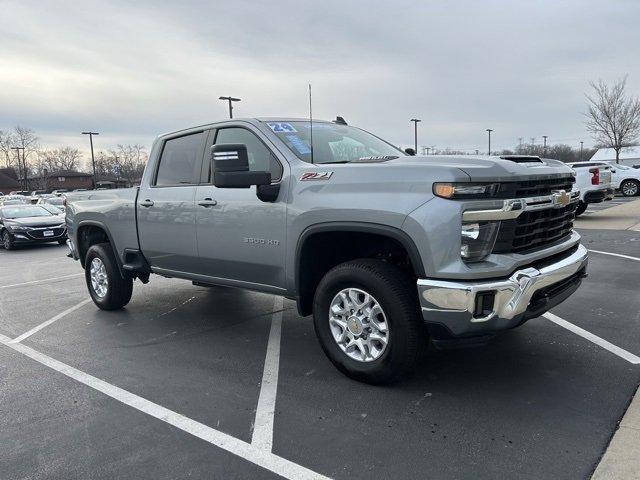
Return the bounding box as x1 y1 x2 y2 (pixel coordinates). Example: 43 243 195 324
493 202 577 254
497 176 575 198
26 227 65 239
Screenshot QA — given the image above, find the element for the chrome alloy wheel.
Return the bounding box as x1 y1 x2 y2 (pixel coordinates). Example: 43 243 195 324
90 257 108 298
622 181 639 196
329 288 389 362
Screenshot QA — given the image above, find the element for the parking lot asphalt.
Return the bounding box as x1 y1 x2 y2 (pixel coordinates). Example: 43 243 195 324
1 215 639 479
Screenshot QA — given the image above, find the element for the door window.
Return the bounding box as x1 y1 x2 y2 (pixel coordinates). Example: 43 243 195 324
214 128 283 181
155 132 204 186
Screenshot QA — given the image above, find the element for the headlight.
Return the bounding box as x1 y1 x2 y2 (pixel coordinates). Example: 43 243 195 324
434 183 500 199
461 221 500 262
5 223 26 232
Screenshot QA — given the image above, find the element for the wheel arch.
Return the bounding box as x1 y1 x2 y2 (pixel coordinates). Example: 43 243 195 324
294 222 425 316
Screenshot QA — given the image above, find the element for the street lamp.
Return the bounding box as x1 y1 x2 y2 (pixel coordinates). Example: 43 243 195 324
82 132 99 189
410 118 421 154
486 129 493 155
543 135 548 157
219 96 241 119
580 141 584 161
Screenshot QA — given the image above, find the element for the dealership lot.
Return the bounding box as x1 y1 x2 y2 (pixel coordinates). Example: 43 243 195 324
1 204 639 479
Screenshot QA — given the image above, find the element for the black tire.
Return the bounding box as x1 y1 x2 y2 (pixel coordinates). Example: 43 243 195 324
85 243 133 310
2 230 14 250
575 201 587 217
313 259 426 384
620 179 640 197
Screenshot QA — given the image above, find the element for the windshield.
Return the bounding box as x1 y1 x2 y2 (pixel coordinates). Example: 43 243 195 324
265 121 404 164
1 205 54 219
41 204 64 214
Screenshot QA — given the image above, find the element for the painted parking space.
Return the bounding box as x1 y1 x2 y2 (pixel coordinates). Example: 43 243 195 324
1 231 639 479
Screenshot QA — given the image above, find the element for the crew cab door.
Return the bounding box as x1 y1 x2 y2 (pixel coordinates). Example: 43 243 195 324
137 130 206 272
194 125 288 290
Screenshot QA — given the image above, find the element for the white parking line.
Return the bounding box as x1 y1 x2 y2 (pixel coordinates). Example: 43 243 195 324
543 312 640 364
9 299 92 344
0 273 83 289
0 333 330 480
588 249 640 262
252 296 284 452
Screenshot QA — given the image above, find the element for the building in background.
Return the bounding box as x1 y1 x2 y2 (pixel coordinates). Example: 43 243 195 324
590 146 640 166
0 168 21 193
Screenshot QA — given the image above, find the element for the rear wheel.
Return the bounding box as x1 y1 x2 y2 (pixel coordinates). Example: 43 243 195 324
313 259 426 384
620 179 639 197
575 201 587 216
2 231 14 250
85 243 133 310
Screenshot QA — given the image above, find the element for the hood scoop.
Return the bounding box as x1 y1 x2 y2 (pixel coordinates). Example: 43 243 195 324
499 155 543 164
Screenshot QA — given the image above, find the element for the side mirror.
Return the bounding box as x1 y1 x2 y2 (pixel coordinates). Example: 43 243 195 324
404 147 416 156
211 143 271 188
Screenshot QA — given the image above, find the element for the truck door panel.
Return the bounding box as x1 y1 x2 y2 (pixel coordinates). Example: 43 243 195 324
195 126 288 289
137 131 205 272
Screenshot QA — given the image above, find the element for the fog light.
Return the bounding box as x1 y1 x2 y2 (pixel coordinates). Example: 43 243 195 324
461 221 500 262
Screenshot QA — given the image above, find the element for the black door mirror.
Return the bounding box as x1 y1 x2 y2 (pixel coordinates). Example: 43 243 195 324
404 147 416 156
211 144 271 188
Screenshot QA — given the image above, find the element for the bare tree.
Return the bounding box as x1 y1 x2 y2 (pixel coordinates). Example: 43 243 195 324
585 77 640 163
37 146 83 172
93 144 148 186
0 130 15 168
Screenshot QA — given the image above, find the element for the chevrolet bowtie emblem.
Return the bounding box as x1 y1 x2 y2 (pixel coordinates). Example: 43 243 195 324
552 190 570 207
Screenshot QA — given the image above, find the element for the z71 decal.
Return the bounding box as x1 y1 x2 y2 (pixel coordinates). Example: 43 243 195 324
300 171 333 181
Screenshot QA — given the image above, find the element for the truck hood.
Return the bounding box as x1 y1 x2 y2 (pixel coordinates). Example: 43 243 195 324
381 155 575 182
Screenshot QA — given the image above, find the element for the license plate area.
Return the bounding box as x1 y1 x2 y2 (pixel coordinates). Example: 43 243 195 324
43 230 54 237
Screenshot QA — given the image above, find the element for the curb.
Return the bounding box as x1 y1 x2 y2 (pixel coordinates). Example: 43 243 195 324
592 385 640 479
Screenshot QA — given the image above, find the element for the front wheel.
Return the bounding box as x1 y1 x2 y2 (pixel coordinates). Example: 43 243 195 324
85 243 133 310
575 201 587 217
2 231 14 250
620 179 640 197
313 259 426 384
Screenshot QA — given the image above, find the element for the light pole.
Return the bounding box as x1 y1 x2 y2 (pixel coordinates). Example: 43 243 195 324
11 146 26 191
409 119 421 154
219 96 241 119
543 135 548 157
82 132 99 189
486 129 493 155
580 141 584 161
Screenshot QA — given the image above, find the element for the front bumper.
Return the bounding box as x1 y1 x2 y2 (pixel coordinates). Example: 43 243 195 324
8 229 67 244
417 244 588 339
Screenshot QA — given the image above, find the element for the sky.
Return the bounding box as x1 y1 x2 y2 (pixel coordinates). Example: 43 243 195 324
1 0 640 158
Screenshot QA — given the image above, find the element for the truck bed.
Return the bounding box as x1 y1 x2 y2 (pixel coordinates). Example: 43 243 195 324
66 187 140 263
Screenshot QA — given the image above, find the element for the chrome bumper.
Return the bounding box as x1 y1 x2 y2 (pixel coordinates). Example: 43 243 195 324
417 244 588 338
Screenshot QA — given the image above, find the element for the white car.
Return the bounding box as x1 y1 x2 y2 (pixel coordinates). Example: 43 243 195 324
601 163 640 197
565 162 613 216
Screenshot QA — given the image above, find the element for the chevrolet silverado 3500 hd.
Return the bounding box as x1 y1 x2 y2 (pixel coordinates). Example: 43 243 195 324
66 118 588 383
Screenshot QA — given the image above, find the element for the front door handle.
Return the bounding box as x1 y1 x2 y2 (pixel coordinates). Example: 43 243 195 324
198 198 218 207
140 199 154 208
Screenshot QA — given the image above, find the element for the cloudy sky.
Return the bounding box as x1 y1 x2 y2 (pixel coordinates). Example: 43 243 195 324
1 0 639 156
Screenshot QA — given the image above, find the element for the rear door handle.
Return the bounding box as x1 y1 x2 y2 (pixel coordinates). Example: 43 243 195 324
198 198 218 207
140 199 154 208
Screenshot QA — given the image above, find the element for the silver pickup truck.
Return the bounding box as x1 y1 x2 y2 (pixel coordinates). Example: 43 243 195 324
66 118 588 384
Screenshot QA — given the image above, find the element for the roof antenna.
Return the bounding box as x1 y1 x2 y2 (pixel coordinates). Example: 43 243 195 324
308 83 314 164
